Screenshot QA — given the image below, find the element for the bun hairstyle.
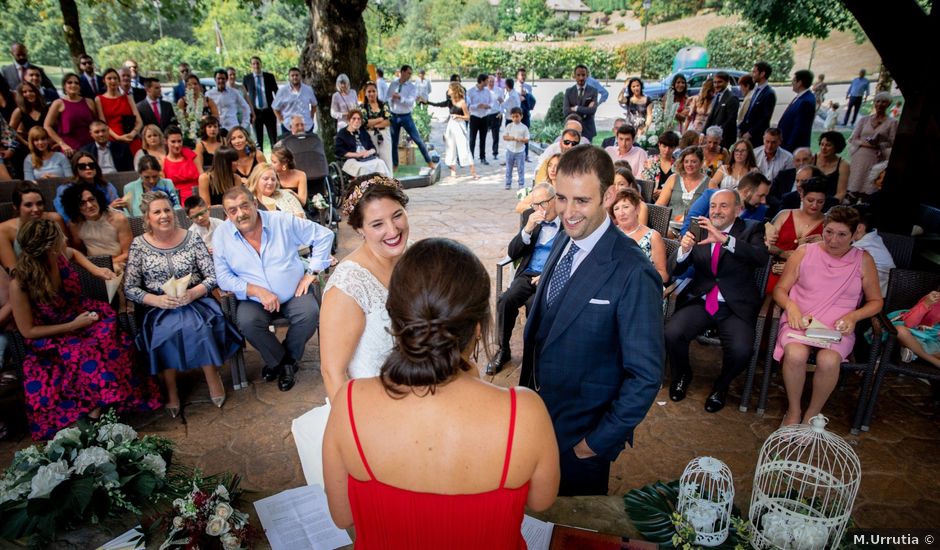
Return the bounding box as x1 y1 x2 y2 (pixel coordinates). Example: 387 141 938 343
381 238 491 397
341 174 409 229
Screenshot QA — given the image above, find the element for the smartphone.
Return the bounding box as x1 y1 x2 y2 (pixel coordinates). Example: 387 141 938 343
690 218 706 242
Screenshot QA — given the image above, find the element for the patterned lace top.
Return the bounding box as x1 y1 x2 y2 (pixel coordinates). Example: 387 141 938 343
124 230 216 304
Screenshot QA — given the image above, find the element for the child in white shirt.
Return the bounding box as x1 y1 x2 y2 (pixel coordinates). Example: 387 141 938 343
503 107 529 189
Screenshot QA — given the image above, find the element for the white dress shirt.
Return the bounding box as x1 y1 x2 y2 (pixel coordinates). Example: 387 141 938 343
415 78 432 103
560 215 611 276
96 143 116 174
753 146 794 182
520 217 560 246
376 78 388 102
467 85 492 119
387 79 418 115
853 230 895 296
487 86 502 116
272 83 318 132
206 87 252 131
501 89 521 116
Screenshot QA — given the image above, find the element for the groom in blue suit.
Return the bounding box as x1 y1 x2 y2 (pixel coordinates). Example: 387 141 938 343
521 144 664 496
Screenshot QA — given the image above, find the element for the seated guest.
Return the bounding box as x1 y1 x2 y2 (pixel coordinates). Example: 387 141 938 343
610 188 667 282
490 183 560 375
228 126 266 185
765 178 827 292
43 73 97 156
80 120 134 174
851 207 895 297
753 128 793 182
23 127 71 180
184 196 222 252
709 139 757 190
122 155 180 217
656 146 708 236
162 126 201 202
194 116 222 171
680 172 771 234
605 124 648 175
601 118 624 148
533 128 581 184
778 165 837 212
664 189 769 412
9 81 47 143
61 182 132 301
213 186 334 392
124 191 242 417
247 163 305 218
516 153 559 214
270 146 308 206
334 109 390 177
677 129 701 151
814 130 850 201
198 146 239 206
133 124 166 168
772 206 882 425
9 219 160 440
701 126 729 178
54 153 121 222
767 146 812 216
611 166 649 226
888 290 940 368
640 130 680 200
322 238 559 542
0 182 66 271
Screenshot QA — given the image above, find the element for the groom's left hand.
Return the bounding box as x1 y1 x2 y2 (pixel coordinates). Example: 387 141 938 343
573 438 596 459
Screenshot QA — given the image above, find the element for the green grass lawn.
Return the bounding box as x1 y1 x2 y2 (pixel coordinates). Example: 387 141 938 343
393 163 424 178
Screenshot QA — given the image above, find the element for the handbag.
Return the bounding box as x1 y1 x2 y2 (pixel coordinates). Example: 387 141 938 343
291 400 332 486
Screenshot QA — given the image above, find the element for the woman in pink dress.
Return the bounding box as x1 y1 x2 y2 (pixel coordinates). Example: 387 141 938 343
96 68 143 156
162 126 201 202
772 206 883 426
44 73 97 155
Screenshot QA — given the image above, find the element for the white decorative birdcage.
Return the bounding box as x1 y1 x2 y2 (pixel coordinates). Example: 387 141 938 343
749 415 861 550
677 456 734 546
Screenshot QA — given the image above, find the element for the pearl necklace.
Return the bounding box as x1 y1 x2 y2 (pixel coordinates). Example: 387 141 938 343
623 224 642 236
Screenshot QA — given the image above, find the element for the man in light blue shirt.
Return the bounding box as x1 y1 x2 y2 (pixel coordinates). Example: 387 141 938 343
844 69 870 126
213 186 334 392
586 73 609 105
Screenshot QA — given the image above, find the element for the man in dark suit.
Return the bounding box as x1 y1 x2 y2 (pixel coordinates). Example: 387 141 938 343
173 63 190 102
601 118 624 149
488 183 561 375
703 71 740 149
665 189 770 413
118 67 146 103
563 65 599 142
521 145 663 496
137 78 176 132
777 69 817 153
768 147 812 216
80 120 134 173
243 56 279 150
2 43 55 91
738 61 776 145
77 54 104 99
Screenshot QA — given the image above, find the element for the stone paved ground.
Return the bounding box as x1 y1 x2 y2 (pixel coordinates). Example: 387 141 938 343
2 120 939 547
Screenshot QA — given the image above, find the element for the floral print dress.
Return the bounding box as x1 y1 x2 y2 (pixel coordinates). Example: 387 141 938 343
22 256 162 440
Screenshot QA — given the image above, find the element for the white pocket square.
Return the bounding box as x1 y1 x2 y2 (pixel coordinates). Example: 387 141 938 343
589 298 610 305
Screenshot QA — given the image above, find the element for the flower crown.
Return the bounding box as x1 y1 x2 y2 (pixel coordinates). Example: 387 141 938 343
341 175 402 218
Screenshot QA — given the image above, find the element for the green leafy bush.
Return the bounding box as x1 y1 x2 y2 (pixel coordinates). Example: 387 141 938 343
528 120 564 144
544 92 566 126
704 24 794 79
615 37 699 79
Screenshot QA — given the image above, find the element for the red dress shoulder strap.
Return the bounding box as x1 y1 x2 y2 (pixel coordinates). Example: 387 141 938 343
346 380 376 481
499 387 518 489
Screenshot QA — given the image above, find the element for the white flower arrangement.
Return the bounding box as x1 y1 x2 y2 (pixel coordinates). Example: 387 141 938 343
97 422 138 447
27 460 70 499
159 475 253 550
171 87 206 143
72 446 113 474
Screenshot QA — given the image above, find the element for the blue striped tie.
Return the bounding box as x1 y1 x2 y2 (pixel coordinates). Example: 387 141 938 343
546 243 579 307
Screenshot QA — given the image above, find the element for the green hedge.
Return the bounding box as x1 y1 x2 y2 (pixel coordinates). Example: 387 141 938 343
615 37 699 79
704 24 794 79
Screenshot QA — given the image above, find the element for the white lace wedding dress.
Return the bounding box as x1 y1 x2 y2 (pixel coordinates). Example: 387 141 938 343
291 260 393 485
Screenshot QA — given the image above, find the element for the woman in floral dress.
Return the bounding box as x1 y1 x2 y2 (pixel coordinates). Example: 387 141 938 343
9 219 161 440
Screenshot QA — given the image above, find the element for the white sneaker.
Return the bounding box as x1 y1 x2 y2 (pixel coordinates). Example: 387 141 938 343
901 347 915 363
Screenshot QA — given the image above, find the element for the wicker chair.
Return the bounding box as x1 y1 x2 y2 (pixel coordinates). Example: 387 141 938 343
0 202 15 223
646 203 672 238
861 268 940 431
128 216 146 238
638 179 655 203
878 232 914 269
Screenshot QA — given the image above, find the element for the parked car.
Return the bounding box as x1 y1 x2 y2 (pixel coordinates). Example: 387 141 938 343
160 77 217 103
641 69 748 101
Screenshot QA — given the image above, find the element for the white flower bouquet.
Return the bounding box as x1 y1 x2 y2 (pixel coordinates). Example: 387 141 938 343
0 411 173 546
171 87 205 144
158 473 254 550
637 89 679 150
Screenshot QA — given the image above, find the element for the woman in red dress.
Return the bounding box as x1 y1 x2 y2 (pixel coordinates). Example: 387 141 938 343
95 68 143 157
765 178 827 293
162 126 201 202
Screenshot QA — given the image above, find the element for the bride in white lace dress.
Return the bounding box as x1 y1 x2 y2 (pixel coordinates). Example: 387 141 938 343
292 175 410 484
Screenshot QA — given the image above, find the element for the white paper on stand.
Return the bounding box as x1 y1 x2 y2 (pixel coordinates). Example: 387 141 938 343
254 484 352 550
522 514 554 550
96 525 145 550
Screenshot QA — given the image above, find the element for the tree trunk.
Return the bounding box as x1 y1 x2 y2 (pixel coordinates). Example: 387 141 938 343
843 0 939 233
58 0 86 71
301 0 369 164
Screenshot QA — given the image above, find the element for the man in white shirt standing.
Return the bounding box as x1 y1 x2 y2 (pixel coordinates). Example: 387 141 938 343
753 128 794 183
207 69 253 133
487 74 503 161
376 68 389 103
467 74 492 165
272 67 318 136
387 64 435 170
415 68 432 103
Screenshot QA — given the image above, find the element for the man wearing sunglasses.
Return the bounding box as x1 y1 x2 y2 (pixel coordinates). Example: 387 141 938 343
488 182 560 375
534 126 584 184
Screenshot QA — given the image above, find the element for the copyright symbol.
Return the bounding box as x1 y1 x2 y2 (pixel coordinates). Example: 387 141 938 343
927 534 935 544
